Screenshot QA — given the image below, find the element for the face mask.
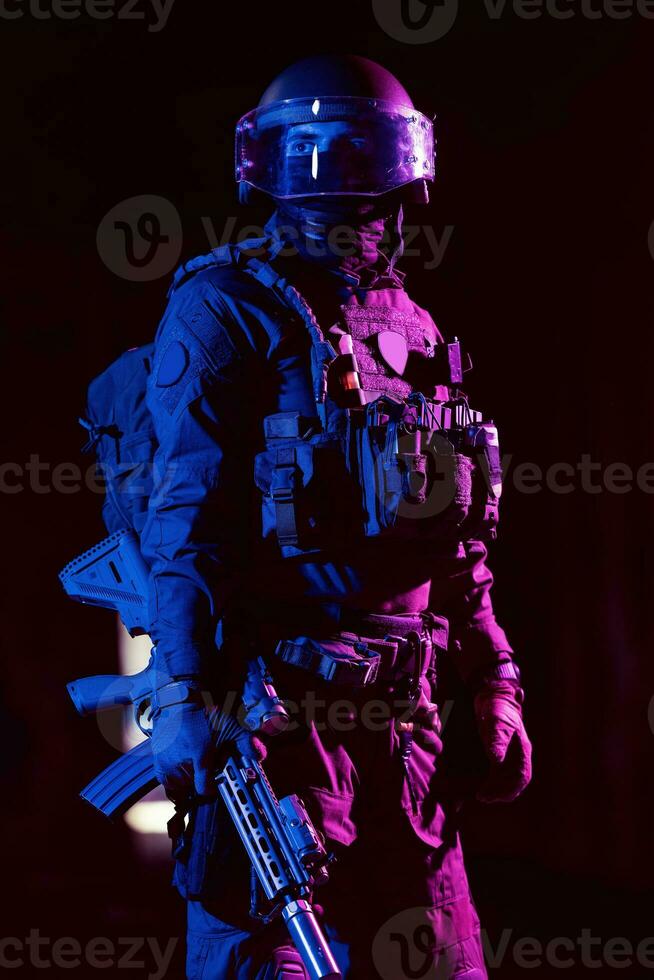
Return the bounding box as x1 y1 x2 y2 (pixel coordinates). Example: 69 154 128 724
270 196 397 273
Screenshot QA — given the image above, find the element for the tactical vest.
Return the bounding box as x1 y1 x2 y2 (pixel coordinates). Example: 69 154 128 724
84 238 502 558
219 240 503 557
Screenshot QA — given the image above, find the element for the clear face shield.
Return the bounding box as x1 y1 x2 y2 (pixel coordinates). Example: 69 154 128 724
235 96 435 200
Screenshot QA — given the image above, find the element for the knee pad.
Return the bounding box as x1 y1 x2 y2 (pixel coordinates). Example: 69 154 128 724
260 945 309 980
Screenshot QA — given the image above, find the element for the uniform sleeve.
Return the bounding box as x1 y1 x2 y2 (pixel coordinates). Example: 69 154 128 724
429 540 514 683
140 280 258 681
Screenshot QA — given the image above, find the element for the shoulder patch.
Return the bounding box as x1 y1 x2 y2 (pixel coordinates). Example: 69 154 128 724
150 296 243 416
179 304 237 370
156 340 189 387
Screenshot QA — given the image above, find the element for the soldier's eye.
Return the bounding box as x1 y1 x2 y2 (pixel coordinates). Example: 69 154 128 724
290 141 313 155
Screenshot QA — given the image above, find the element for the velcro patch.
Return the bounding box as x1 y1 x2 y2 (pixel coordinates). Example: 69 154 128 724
156 340 189 387
180 305 237 371
377 330 409 376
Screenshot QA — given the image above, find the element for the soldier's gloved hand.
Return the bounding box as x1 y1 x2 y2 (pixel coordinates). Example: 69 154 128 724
151 686 262 802
474 679 532 803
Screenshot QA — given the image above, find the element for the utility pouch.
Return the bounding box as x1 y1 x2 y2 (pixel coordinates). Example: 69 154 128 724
347 402 475 540
254 411 357 556
459 422 502 540
254 401 501 554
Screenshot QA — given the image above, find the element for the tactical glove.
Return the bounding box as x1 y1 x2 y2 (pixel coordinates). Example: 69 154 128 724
150 684 261 801
474 679 532 803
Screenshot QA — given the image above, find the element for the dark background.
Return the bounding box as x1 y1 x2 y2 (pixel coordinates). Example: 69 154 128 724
2 0 653 976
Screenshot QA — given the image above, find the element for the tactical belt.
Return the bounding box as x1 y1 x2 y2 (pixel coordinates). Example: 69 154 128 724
273 612 448 690
275 637 381 687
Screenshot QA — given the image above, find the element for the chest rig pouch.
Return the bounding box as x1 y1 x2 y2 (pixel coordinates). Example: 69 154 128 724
349 393 500 541
244 250 502 556
254 411 362 555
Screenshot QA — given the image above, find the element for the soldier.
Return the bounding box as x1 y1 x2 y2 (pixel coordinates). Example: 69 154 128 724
141 55 532 979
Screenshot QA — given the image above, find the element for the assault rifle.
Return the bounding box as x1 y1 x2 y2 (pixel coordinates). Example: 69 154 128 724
61 530 341 980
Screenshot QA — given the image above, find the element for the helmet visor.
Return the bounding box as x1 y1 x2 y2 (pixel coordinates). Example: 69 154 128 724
235 96 435 199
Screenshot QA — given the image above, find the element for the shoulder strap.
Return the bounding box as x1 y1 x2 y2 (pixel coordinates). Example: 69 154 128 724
167 237 268 297
242 252 337 427
168 237 337 427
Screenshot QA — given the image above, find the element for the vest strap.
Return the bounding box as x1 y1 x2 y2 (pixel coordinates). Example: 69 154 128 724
270 448 300 547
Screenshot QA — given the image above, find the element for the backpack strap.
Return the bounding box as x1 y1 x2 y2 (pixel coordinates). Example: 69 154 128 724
166 237 268 297
242 252 337 428
78 417 121 455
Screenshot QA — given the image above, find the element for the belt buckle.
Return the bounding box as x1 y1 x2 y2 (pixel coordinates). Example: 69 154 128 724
329 649 381 687
388 630 432 688
359 651 381 686
388 632 419 666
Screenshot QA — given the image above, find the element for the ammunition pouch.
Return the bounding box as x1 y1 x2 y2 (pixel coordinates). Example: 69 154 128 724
254 398 501 556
